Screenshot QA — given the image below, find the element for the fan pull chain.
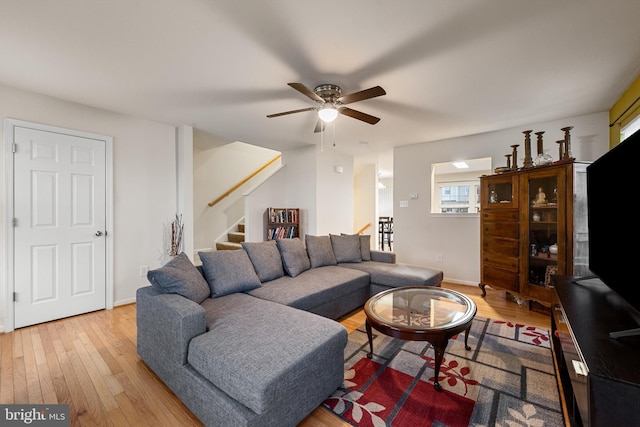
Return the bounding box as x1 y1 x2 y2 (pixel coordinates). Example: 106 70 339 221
332 121 336 147
320 123 324 152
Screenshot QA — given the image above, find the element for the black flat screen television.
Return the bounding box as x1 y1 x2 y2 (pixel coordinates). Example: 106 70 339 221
586 128 640 337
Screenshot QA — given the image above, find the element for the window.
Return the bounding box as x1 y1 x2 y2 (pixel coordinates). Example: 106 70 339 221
621 115 640 141
431 158 491 214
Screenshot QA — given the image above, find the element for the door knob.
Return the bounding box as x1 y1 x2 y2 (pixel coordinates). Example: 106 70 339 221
95 231 103 237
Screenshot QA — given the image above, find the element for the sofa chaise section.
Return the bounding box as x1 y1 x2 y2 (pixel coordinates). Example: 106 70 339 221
338 259 444 295
137 286 346 427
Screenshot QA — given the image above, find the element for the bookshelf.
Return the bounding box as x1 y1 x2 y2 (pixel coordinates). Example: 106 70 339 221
266 208 300 240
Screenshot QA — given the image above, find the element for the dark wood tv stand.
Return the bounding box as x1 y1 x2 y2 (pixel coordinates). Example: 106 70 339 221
550 276 640 426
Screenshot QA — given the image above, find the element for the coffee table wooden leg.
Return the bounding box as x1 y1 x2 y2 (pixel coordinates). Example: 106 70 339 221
464 326 472 351
432 340 446 392
366 319 373 359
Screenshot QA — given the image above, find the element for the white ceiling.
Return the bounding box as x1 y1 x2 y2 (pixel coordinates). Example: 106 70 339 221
2 1 640 178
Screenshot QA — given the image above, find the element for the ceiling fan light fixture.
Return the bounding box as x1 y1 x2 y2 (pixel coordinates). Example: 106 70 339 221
318 105 338 122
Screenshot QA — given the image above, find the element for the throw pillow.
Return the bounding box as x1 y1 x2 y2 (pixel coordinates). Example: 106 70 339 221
198 250 262 298
241 240 285 282
305 235 337 268
330 234 362 263
359 234 372 261
276 238 311 277
146 252 210 304
341 233 372 261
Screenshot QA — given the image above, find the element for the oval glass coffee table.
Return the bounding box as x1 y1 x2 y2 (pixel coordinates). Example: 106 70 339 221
364 286 477 391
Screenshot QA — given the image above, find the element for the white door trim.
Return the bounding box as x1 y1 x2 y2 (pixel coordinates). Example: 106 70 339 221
3 118 114 332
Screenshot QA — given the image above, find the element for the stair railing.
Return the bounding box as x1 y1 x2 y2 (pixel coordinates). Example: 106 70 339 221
208 154 282 207
355 223 372 234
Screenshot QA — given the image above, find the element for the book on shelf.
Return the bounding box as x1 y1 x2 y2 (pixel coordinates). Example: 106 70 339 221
269 208 299 223
268 226 297 240
266 207 300 240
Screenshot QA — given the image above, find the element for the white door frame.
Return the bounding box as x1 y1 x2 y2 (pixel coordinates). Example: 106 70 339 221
3 118 114 333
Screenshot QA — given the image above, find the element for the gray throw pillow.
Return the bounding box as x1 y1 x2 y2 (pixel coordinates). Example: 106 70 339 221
198 250 262 298
146 252 210 304
330 234 362 263
359 234 372 261
305 235 337 268
276 238 311 277
241 240 285 282
341 233 372 261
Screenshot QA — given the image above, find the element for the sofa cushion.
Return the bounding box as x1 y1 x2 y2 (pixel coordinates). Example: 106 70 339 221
330 234 362 263
276 238 311 277
247 265 370 312
339 261 443 288
199 250 261 297
192 293 347 415
305 235 337 268
342 233 372 261
146 252 210 304
241 240 285 282
359 235 372 261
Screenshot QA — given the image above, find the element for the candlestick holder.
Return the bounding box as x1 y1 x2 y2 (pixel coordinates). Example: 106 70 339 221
556 140 564 160
522 130 533 168
561 126 573 159
510 144 519 170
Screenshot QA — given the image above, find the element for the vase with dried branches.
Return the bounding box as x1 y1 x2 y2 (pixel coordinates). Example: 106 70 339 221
167 214 184 257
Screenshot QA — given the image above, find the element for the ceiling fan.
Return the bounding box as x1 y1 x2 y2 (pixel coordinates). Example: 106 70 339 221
267 83 386 132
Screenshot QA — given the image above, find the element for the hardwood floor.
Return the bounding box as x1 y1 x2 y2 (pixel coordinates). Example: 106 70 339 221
0 282 551 426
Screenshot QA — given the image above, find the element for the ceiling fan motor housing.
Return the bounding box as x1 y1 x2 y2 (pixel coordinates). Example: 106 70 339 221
314 84 342 104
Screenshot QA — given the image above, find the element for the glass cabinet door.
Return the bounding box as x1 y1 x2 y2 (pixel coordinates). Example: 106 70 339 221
481 174 518 210
524 167 566 293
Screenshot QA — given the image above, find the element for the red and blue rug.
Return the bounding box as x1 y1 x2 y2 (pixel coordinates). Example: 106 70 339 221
323 316 564 426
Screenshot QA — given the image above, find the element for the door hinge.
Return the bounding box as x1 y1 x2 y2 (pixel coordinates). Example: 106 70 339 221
12 143 17 153
13 292 17 302
12 218 17 227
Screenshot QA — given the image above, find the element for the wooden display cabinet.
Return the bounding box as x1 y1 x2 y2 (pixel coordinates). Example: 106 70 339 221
479 160 586 307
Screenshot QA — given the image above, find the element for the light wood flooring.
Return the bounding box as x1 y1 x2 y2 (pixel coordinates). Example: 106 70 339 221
0 282 551 426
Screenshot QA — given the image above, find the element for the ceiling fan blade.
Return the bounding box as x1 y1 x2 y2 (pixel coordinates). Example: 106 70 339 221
339 107 381 125
266 107 317 118
288 83 324 103
337 86 386 104
314 119 326 133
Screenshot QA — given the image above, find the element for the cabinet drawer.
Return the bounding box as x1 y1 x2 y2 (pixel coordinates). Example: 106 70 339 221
482 265 520 292
483 237 519 258
483 252 519 270
482 222 519 239
482 209 519 222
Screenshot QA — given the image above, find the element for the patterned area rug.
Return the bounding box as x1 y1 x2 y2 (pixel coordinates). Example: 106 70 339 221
323 316 564 426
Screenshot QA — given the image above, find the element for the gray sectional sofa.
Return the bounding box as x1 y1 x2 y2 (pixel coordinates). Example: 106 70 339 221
136 233 443 427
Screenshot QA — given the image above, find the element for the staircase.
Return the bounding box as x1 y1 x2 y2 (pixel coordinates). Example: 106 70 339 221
215 223 245 251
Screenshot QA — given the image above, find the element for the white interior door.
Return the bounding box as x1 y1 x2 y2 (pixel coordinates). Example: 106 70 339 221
13 125 107 328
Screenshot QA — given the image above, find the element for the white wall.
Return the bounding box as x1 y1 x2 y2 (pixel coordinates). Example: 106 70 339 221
316 147 354 235
177 125 194 261
393 111 610 285
282 146 317 237
0 83 177 330
354 163 377 242
277 145 354 238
